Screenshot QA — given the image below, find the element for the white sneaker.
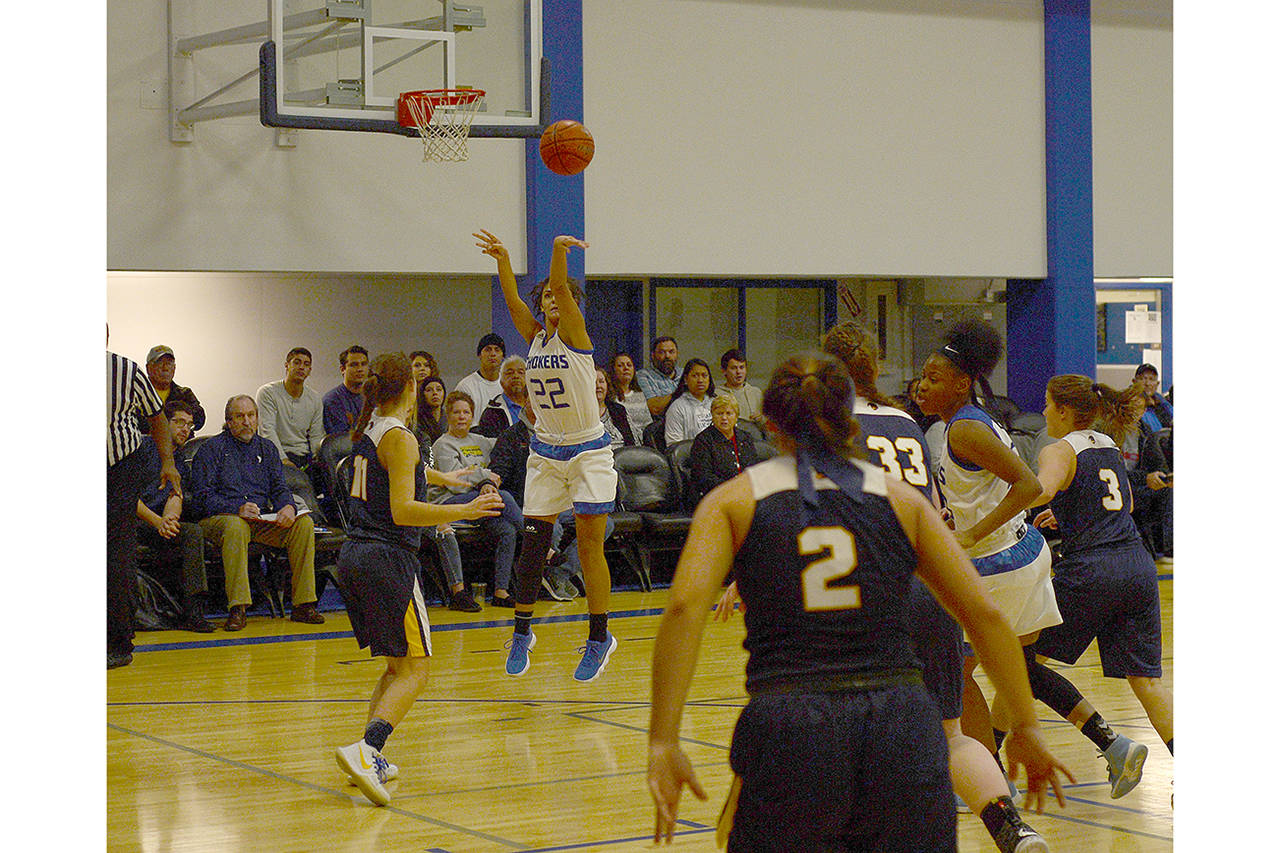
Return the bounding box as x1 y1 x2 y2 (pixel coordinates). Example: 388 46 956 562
347 757 398 786
335 740 391 806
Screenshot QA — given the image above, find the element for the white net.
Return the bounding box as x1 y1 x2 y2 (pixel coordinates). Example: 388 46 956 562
402 90 485 163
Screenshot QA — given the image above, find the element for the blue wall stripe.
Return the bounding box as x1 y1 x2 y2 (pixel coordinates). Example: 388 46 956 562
492 0 586 352
1007 0 1097 410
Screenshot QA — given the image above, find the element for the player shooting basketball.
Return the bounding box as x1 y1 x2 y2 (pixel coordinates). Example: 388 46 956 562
474 229 619 683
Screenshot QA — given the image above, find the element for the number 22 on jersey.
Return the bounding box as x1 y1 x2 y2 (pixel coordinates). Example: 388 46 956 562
798 526 861 611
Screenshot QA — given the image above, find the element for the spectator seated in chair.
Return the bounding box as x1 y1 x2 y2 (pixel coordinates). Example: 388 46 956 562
256 346 326 470
688 394 761 505
716 348 765 427
144 344 206 432
1121 424 1173 559
454 332 508 428
190 395 324 631
475 356 529 437
664 358 717 446
322 345 369 436
1133 363 1173 434
636 335 680 419
429 391 524 607
608 352 652 445
134 400 215 633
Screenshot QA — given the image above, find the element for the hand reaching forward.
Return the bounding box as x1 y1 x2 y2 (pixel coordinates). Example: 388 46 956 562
473 229 509 263
462 491 504 520
1004 725 1076 813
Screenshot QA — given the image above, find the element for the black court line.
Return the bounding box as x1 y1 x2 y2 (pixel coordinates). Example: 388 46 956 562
108 722 526 848
134 606 670 653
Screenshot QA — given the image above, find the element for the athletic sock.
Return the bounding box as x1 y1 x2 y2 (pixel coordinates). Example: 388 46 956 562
514 612 534 636
364 717 394 752
1080 712 1119 752
979 796 1023 839
588 612 609 643
1165 737 1173 755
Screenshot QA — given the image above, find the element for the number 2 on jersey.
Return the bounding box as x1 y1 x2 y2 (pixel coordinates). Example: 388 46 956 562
864 435 929 487
798 526 861 611
529 377 570 409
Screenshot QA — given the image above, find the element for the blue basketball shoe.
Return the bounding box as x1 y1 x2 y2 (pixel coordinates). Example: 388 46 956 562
573 632 618 682
505 630 536 676
1103 735 1148 799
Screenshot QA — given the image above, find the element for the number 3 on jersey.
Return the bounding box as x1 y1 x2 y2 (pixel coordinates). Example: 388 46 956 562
798 526 861 611
1098 468 1124 511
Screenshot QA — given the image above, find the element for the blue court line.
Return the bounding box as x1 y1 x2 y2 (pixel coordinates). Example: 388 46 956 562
390 761 726 802
107 722 526 848
566 710 731 752
516 826 714 852
135 606 670 653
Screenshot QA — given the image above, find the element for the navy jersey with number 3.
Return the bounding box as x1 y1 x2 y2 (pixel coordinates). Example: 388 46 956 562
1049 430 1144 553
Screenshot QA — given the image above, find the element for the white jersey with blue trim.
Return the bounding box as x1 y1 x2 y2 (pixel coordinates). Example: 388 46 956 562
525 328 606 446
937 404 1022 558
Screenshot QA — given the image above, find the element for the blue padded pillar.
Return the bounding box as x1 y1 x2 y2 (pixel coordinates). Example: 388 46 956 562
1007 0 1096 410
491 0 586 348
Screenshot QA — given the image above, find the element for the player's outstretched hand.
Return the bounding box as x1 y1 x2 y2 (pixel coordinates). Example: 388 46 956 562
712 581 743 622
473 229 509 263
462 491 504 519
553 235 589 252
1004 725 1075 813
1032 508 1058 530
648 742 707 845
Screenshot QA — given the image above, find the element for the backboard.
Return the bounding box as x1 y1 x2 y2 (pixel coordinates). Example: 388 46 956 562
170 1 545 141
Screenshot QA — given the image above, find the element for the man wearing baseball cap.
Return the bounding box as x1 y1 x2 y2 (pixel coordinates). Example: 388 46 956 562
145 345 206 432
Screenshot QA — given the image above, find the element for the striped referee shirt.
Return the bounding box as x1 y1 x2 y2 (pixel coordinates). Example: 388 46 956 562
107 351 163 466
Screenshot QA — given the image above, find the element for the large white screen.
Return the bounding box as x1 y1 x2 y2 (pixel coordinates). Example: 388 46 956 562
583 0 1047 277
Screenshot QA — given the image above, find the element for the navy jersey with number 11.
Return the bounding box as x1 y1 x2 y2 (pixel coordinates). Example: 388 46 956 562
346 415 429 553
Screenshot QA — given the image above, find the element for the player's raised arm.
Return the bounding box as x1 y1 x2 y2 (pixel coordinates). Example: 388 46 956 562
474 229 540 343
548 235 591 350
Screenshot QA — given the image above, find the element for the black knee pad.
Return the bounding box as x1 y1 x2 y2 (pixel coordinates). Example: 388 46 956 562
513 518 556 606
1024 645 1083 718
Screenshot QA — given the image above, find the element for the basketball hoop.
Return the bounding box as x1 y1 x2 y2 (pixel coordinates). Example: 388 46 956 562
396 88 486 162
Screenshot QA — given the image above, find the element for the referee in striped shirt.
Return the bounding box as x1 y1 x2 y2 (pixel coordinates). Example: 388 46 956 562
108 347 181 669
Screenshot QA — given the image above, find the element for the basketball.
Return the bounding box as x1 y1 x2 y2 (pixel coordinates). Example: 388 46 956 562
539 120 595 176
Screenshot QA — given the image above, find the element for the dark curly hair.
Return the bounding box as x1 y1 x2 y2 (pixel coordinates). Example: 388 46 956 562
937 319 1003 406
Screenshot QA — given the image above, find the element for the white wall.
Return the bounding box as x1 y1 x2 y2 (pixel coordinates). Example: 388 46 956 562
582 0 1048 277
107 2 528 272
107 272 495 436
1092 5 1173 277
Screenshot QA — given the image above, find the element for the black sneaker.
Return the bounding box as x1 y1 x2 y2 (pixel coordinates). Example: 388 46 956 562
108 649 133 669
990 806 1048 853
448 589 482 613
489 594 517 608
540 577 573 602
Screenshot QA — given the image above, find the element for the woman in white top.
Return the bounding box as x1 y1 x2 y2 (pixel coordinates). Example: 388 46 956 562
475 228 620 684
663 358 716 446
609 352 652 440
914 319 1061 785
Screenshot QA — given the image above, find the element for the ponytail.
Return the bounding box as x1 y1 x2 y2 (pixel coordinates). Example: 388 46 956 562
350 352 415 443
821 322 896 409
1046 374 1144 442
763 352 864 459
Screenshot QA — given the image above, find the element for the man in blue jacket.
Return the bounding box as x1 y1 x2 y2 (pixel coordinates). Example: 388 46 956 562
191 395 324 631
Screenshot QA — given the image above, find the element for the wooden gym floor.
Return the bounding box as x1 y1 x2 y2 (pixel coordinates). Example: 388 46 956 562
108 570 1174 852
